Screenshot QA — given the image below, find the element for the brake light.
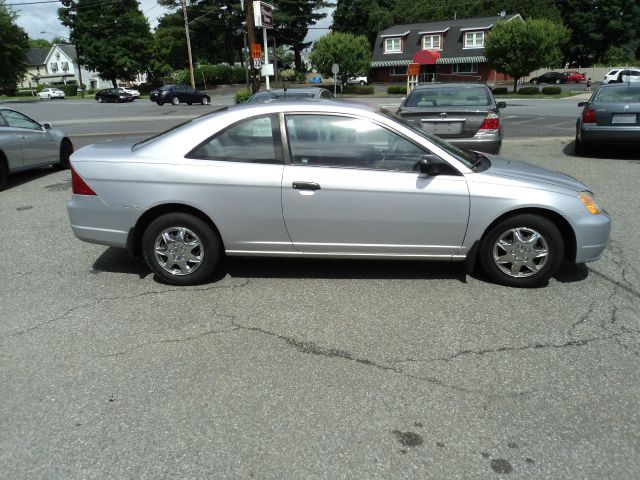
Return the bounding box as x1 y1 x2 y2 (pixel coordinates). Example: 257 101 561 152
479 112 500 132
582 108 596 123
71 167 96 195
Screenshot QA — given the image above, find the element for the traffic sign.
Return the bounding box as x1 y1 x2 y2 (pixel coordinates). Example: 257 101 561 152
253 58 263 69
251 43 262 59
253 1 274 29
331 63 339 75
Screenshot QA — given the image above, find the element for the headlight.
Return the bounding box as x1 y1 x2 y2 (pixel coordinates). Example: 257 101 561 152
579 191 601 214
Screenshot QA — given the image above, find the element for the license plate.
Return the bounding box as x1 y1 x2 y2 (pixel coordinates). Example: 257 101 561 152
421 121 464 135
612 114 637 124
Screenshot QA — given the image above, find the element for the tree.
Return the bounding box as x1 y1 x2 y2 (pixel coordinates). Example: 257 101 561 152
485 18 568 92
556 0 640 66
272 0 330 72
332 0 395 47
58 0 153 87
29 38 52 48
0 1 29 88
309 32 371 86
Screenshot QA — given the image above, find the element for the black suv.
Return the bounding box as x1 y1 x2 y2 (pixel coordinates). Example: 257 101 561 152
150 85 211 106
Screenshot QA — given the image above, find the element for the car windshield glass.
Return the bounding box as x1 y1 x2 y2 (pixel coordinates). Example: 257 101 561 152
378 107 476 168
593 86 640 103
405 87 491 107
275 92 314 98
132 108 228 149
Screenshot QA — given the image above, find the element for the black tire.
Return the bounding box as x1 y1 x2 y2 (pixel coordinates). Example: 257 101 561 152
479 214 564 287
555 79 561 84
142 213 222 286
53 140 73 170
0 154 8 191
187 102 192 105
574 135 587 156
201 96 209 105
359 80 366 86
98 97 103 103
157 99 164 106
171 96 180 105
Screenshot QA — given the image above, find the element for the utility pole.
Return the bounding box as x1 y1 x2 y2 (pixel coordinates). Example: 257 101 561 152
182 0 196 89
245 0 260 93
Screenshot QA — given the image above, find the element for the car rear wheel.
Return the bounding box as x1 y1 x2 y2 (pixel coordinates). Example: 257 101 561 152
574 134 588 156
201 97 209 105
157 99 164 106
479 214 564 287
171 96 180 105
98 97 103 103
142 213 222 286
359 80 366 86
555 79 561 84
53 140 73 170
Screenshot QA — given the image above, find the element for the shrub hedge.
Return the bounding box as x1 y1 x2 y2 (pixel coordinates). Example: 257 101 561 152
387 85 407 94
541 86 562 95
343 85 374 95
234 89 252 104
518 86 540 95
492 87 508 95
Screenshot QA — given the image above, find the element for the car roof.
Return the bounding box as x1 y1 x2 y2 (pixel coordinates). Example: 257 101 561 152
412 82 489 91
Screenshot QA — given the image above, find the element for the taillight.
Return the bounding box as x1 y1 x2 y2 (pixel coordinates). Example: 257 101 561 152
479 112 500 132
582 108 596 123
71 167 96 195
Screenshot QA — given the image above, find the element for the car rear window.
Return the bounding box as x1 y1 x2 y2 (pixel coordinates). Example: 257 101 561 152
405 87 491 107
593 87 640 103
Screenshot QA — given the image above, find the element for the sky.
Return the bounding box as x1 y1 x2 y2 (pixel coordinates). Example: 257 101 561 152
10 0 333 45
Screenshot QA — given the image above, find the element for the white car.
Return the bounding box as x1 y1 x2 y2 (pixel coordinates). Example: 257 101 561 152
347 76 368 86
38 88 65 100
120 87 141 98
604 68 640 84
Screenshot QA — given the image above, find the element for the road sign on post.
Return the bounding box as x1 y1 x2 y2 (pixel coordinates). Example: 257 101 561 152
253 1 273 29
253 58 262 69
251 43 262 59
332 63 339 95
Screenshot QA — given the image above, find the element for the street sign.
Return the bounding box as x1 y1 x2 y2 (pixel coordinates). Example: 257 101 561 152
253 1 274 29
408 63 420 76
331 63 339 75
253 58 263 69
251 43 262 59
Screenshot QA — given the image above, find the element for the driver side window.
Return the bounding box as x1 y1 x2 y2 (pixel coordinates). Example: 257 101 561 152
285 114 426 172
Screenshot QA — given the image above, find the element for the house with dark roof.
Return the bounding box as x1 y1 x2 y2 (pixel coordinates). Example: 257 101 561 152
370 13 522 83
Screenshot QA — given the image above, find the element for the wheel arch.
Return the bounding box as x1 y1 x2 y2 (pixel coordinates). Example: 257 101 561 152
127 203 224 258
478 207 577 262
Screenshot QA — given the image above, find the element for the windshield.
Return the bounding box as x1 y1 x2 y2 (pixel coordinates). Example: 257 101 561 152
593 86 640 103
378 107 477 169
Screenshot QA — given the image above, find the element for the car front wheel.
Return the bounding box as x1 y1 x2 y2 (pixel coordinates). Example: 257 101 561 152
171 96 180 105
479 214 564 287
201 96 209 105
142 213 222 286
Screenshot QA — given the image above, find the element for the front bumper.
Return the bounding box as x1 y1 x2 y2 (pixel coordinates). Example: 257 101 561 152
570 209 612 263
580 125 640 145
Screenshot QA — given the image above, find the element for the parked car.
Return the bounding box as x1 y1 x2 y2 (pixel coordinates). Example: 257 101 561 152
530 72 569 84
564 71 587 83
246 87 335 103
396 83 505 154
0 108 73 190
95 88 134 103
150 85 210 105
575 83 640 155
67 101 610 288
38 88 65 100
603 68 640 84
614 69 640 83
347 76 369 86
120 87 141 98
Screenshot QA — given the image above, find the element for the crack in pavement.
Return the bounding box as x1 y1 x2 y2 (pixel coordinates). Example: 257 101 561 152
95 325 241 358
230 320 532 397
3 279 251 341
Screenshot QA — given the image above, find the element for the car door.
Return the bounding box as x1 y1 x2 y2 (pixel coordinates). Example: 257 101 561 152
184 113 293 253
1 110 57 167
0 110 24 170
281 113 470 257
184 86 197 103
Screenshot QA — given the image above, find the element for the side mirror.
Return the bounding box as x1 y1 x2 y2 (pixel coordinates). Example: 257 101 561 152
416 154 445 175
42 123 52 130
496 101 506 109
578 101 587 107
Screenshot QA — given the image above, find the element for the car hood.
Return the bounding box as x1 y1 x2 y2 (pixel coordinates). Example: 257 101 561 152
478 156 588 193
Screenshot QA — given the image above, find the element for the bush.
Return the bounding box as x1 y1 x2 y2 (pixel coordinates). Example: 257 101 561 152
387 85 407 95
342 85 374 95
16 90 36 97
541 86 562 95
235 89 252 104
518 86 540 95
59 83 79 97
280 69 296 81
230 66 246 84
492 87 508 95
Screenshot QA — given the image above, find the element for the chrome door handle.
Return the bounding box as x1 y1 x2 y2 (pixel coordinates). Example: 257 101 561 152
292 182 321 191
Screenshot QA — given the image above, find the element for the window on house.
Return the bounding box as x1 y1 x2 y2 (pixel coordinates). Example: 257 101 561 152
50 63 58 72
453 63 478 74
384 38 402 53
464 31 484 48
62 62 69 71
390 65 408 76
422 35 441 50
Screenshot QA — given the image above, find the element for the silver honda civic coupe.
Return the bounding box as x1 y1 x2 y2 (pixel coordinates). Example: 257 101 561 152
67 101 611 287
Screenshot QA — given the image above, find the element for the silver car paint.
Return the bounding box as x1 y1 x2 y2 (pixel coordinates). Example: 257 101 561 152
68 101 610 265
0 109 67 172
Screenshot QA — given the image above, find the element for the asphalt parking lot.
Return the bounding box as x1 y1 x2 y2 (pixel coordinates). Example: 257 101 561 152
1 98 639 479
